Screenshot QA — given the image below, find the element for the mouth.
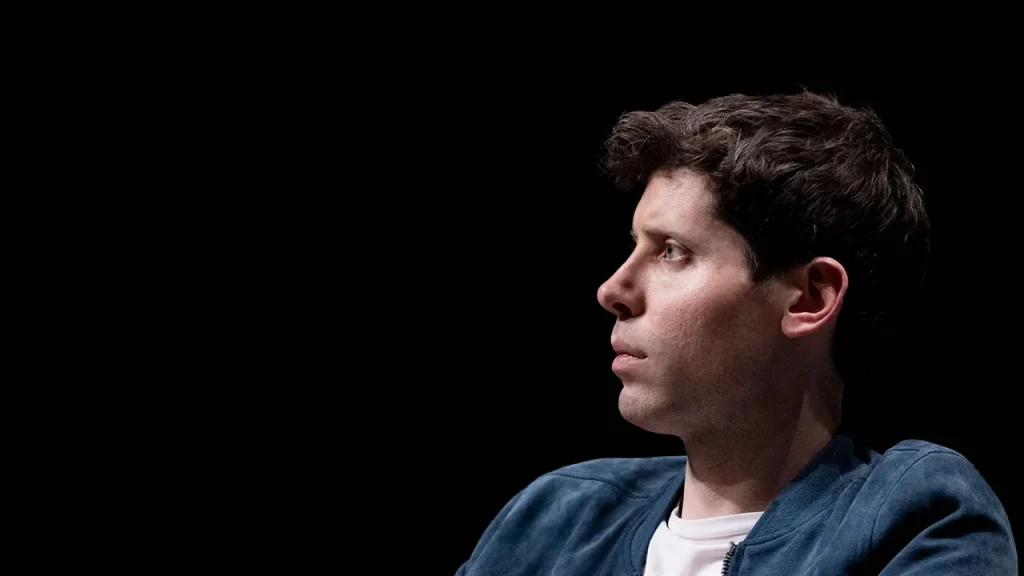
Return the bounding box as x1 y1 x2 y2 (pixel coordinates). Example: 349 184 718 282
610 338 647 374
611 339 647 359
611 352 645 373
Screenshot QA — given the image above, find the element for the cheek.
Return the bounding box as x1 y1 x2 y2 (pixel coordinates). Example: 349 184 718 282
651 281 759 353
649 287 717 350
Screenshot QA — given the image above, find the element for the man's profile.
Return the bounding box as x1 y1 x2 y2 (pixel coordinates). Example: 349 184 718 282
456 93 1017 575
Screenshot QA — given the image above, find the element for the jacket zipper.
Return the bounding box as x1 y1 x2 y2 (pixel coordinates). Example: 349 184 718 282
720 541 738 575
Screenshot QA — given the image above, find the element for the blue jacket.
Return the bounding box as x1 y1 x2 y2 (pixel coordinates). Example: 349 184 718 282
457 434 1017 575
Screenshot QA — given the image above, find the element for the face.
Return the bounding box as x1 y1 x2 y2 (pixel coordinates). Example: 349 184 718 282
597 170 786 438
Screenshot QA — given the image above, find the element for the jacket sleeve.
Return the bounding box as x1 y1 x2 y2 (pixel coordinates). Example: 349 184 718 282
454 485 530 576
873 451 1017 575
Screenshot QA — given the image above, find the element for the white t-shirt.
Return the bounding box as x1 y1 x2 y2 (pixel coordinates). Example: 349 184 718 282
642 501 763 576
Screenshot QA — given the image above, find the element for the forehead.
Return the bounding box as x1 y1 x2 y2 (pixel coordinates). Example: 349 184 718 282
633 169 717 235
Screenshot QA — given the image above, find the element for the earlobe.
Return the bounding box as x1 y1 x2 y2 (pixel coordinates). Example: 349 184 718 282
780 258 848 339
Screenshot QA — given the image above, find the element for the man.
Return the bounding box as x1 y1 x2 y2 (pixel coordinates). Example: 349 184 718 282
456 93 1017 575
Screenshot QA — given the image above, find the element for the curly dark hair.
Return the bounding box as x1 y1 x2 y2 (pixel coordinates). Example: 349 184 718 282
602 92 930 382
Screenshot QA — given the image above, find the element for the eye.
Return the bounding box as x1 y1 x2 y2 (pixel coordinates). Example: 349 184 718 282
661 243 687 261
629 231 688 262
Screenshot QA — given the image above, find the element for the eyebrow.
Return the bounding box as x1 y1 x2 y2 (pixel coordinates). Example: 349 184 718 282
631 226 696 246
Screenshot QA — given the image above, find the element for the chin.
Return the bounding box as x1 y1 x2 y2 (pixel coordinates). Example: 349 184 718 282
617 386 684 436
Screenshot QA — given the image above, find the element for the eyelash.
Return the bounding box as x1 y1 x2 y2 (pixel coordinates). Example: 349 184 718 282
661 244 686 261
630 238 688 262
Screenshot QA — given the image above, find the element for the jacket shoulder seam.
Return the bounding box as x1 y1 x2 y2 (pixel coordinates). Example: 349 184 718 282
545 471 660 500
868 450 970 550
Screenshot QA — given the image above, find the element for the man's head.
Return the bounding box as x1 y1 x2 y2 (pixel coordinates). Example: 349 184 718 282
596 93 929 439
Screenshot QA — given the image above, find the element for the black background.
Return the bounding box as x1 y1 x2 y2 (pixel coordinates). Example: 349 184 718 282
391 63 1023 573
45 18 1023 574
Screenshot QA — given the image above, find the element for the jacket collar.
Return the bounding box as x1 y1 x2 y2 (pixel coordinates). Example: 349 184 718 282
627 431 869 570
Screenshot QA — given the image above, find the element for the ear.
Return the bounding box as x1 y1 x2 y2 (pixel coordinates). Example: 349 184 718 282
780 257 848 339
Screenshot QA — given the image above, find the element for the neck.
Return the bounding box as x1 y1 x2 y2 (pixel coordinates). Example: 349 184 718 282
678 375 842 520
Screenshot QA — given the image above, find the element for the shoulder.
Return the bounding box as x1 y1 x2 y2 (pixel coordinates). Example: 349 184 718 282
497 456 684 531
456 456 685 575
871 439 1002 521
871 439 994 505
866 439 971 487
866 439 1017 572
534 455 686 500
880 438 964 464
479 455 685 531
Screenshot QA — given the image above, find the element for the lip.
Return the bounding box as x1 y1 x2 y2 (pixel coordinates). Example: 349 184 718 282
610 338 647 359
612 353 645 373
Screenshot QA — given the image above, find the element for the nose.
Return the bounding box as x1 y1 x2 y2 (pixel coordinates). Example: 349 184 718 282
597 261 642 320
